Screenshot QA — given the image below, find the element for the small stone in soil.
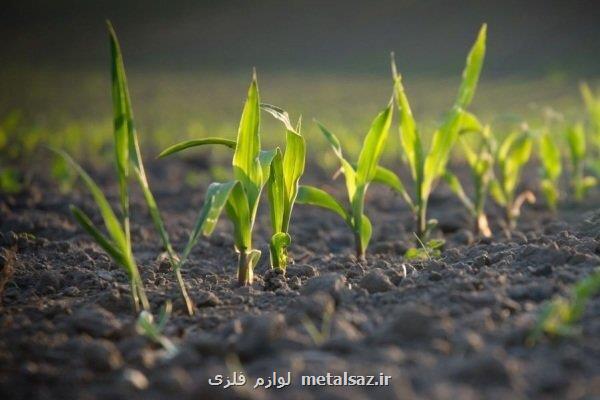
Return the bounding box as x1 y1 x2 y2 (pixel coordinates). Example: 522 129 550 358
507 283 553 302
121 368 149 390
194 290 221 307
83 339 123 372
69 305 123 338
234 313 286 359
450 354 512 387
300 273 346 300
359 269 395 293
287 292 335 324
286 264 317 278
374 305 449 343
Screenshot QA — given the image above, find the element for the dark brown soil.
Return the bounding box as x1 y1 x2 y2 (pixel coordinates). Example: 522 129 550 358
1 160 599 399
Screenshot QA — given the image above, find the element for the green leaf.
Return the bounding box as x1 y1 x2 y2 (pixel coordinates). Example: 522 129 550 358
566 124 586 166
540 131 561 180
271 232 291 248
503 132 533 196
356 102 394 185
52 149 127 251
247 249 262 271
70 205 128 268
426 238 445 251
269 232 291 270
316 121 357 201
180 181 240 265
541 179 559 210
261 103 294 131
489 179 507 206
296 185 348 222
350 184 367 246
455 24 487 109
422 109 463 198
267 149 285 233
226 181 253 250
282 125 306 209
442 171 475 214
233 72 262 206
107 21 132 215
371 165 414 209
391 56 422 181
459 111 483 134
158 138 236 158
263 103 306 233
358 214 372 254
580 83 600 134
258 149 278 186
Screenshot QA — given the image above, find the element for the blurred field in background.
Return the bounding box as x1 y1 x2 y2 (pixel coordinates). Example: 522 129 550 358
1 66 596 169
2 0 600 185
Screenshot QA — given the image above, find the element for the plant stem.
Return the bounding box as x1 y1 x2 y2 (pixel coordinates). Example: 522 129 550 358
506 205 516 232
354 232 365 262
416 202 428 242
475 212 492 238
237 250 254 286
269 242 286 271
130 270 149 312
174 268 194 315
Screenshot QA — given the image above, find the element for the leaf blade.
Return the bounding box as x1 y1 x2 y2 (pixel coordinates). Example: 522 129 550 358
296 185 348 221
158 138 236 158
356 102 394 185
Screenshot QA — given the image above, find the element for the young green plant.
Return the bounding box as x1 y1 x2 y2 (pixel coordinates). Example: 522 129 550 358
530 268 600 342
107 22 194 314
262 104 306 271
136 300 178 357
489 126 536 232
389 23 487 241
565 123 596 201
159 71 277 286
294 102 393 260
538 128 562 211
443 124 494 237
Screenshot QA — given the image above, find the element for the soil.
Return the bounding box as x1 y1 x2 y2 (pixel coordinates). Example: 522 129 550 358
0 159 599 399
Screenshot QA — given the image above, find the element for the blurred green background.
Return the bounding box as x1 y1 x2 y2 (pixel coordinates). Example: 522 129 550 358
1 0 600 177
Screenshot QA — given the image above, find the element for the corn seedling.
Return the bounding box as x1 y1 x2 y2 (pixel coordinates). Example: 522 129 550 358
538 128 562 211
489 127 536 232
301 305 334 346
262 104 306 271
530 268 600 342
566 123 596 201
295 101 393 260
50 23 158 312
404 234 444 261
443 125 494 237
106 23 194 314
136 300 178 357
389 24 487 241
160 71 277 286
